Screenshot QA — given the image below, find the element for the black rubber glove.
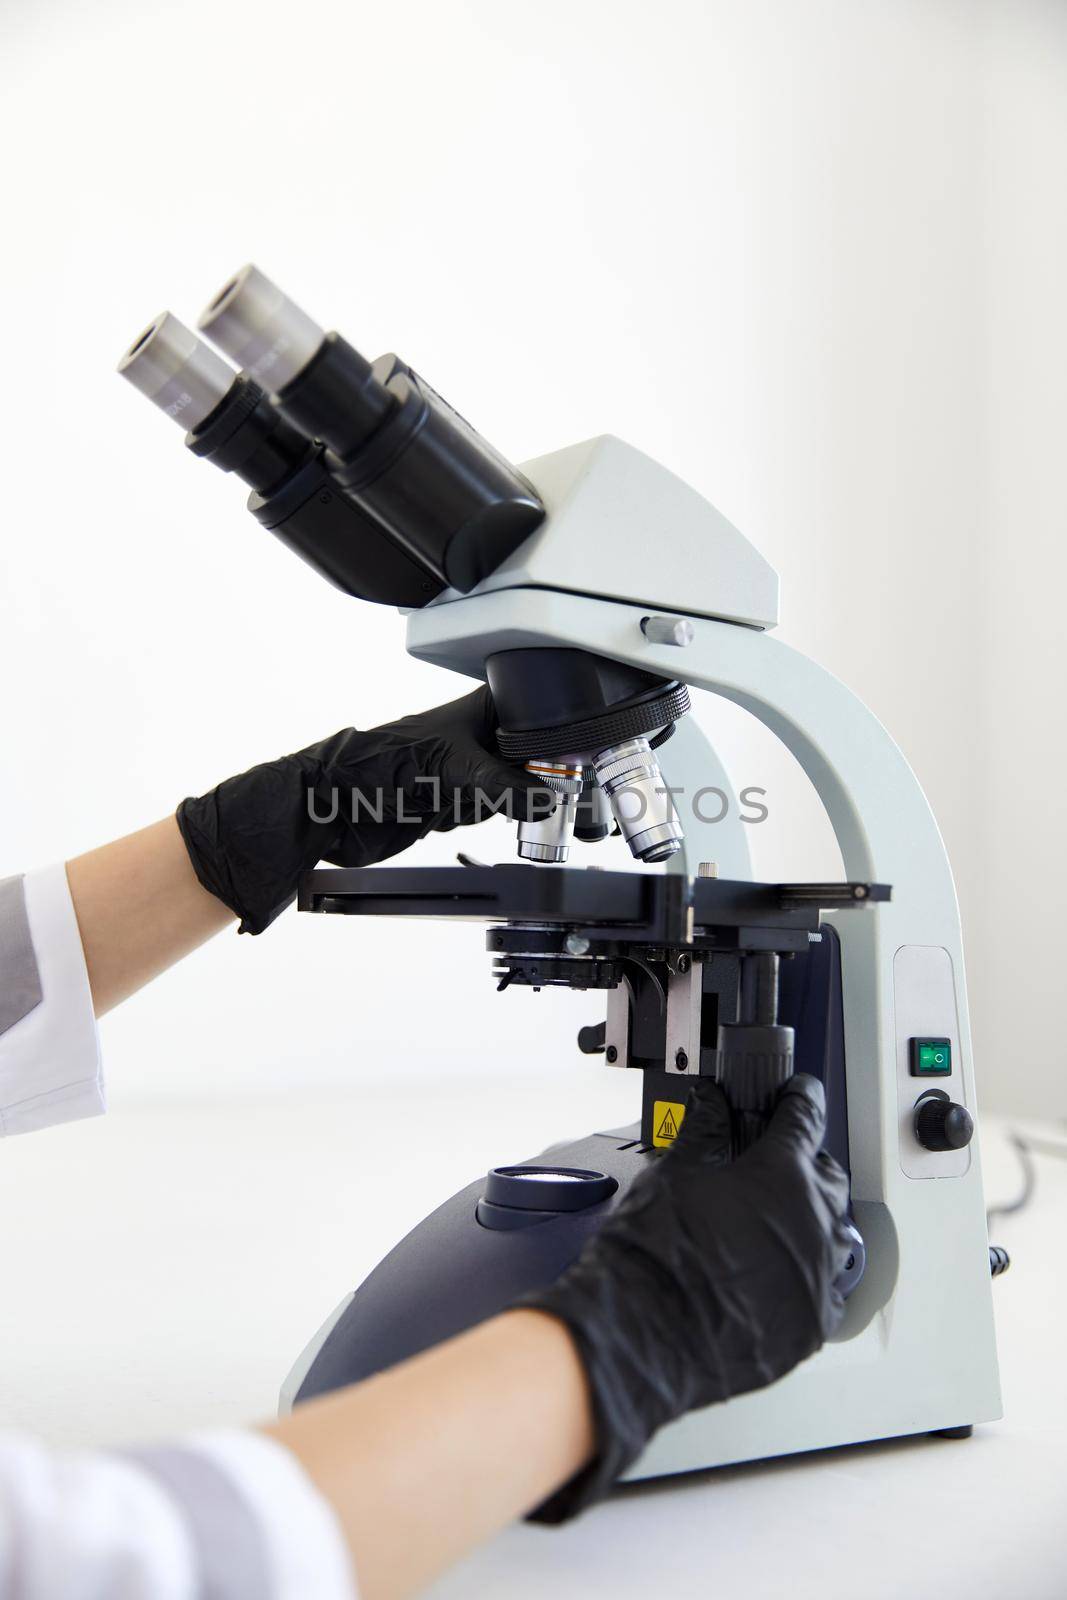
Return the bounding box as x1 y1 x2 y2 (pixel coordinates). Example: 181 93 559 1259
522 1073 854 1522
177 687 544 935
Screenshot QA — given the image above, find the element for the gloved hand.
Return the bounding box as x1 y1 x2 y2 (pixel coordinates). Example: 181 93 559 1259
177 687 544 935
522 1073 854 1522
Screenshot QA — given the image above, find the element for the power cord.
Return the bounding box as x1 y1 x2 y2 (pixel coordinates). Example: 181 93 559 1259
986 1130 1038 1230
986 1124 1067 1227
984 1125 1067 1276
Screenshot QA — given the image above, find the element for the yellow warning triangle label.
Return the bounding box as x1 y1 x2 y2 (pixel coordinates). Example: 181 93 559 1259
653 1099 687 1148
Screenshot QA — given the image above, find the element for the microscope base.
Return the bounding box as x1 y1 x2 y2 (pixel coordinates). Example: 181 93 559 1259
281 1124 1000 1481
281 1126 651 1412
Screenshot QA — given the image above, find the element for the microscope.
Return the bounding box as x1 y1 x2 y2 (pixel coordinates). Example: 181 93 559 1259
119 268 1003 1478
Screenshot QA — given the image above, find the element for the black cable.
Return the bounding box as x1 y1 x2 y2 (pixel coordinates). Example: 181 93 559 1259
986 1130 1039 1229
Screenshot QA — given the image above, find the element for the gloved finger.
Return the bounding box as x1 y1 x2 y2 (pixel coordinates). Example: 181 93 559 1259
469 683 500 742
815 1148 852 1217
471 756 553 799
822 1280 848 1340
368 687 491 742
325 812 440 867
761 1073 827 1160
445 684 507 752
435 755 557 816
668 1079 733 1165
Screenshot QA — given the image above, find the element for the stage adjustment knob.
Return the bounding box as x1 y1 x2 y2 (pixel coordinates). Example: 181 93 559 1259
915 1095 973 1152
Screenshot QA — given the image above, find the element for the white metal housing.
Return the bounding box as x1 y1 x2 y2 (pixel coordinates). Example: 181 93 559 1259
401 437 1001 1473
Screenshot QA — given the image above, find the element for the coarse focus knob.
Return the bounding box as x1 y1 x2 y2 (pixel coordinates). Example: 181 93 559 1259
915 1096 974 1152
714 1022 795 1157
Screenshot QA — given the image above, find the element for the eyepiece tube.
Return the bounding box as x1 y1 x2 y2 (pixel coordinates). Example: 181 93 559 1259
117 312 236 431
198 263 394 462
115 289 447 608
198 264 326 392
118 308 311 496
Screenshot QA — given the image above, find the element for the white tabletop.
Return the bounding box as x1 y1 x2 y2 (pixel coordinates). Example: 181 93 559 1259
1 1076 1063 1599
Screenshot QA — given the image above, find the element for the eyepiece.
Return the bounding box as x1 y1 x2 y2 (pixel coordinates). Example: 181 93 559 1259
117 312 236 431
198 264 325 391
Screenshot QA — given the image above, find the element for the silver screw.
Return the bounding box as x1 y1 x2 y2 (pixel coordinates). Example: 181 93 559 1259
564 932 591 956
697 861 718 878
640 614 694 648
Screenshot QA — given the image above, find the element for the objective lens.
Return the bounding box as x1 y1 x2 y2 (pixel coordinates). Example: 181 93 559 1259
117 312 236 431
198 264 325 391
574 774 614 842
592 737 683 863
517 761 582 864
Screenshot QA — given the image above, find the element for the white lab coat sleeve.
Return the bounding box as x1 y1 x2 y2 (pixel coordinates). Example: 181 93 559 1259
0 1428 357 1599
0 866 104 1137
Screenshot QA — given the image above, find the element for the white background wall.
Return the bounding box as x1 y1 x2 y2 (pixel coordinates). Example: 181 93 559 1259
0 0 1063 1116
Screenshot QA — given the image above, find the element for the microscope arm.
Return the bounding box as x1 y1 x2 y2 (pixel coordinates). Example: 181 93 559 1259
407 585 983 1200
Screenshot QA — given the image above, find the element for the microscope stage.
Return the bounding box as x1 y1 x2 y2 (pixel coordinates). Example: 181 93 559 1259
298 863 889 950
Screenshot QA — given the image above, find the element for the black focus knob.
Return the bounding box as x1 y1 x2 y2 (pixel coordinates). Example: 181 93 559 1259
714 1020 795 1157
915 1095 974 1152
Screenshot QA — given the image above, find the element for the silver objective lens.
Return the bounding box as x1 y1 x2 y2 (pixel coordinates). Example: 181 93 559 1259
198 264 325 391
593 737 684 862
517 762 583 864
117 312 236 431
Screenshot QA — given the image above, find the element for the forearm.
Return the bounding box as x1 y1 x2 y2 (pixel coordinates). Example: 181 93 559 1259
266 1309 594 1600
66 816 233 1016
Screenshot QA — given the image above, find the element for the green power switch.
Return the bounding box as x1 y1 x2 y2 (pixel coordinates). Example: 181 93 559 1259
909 1037 952 1077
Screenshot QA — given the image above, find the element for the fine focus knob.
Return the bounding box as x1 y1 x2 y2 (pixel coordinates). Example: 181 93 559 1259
915 1095 974 1152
